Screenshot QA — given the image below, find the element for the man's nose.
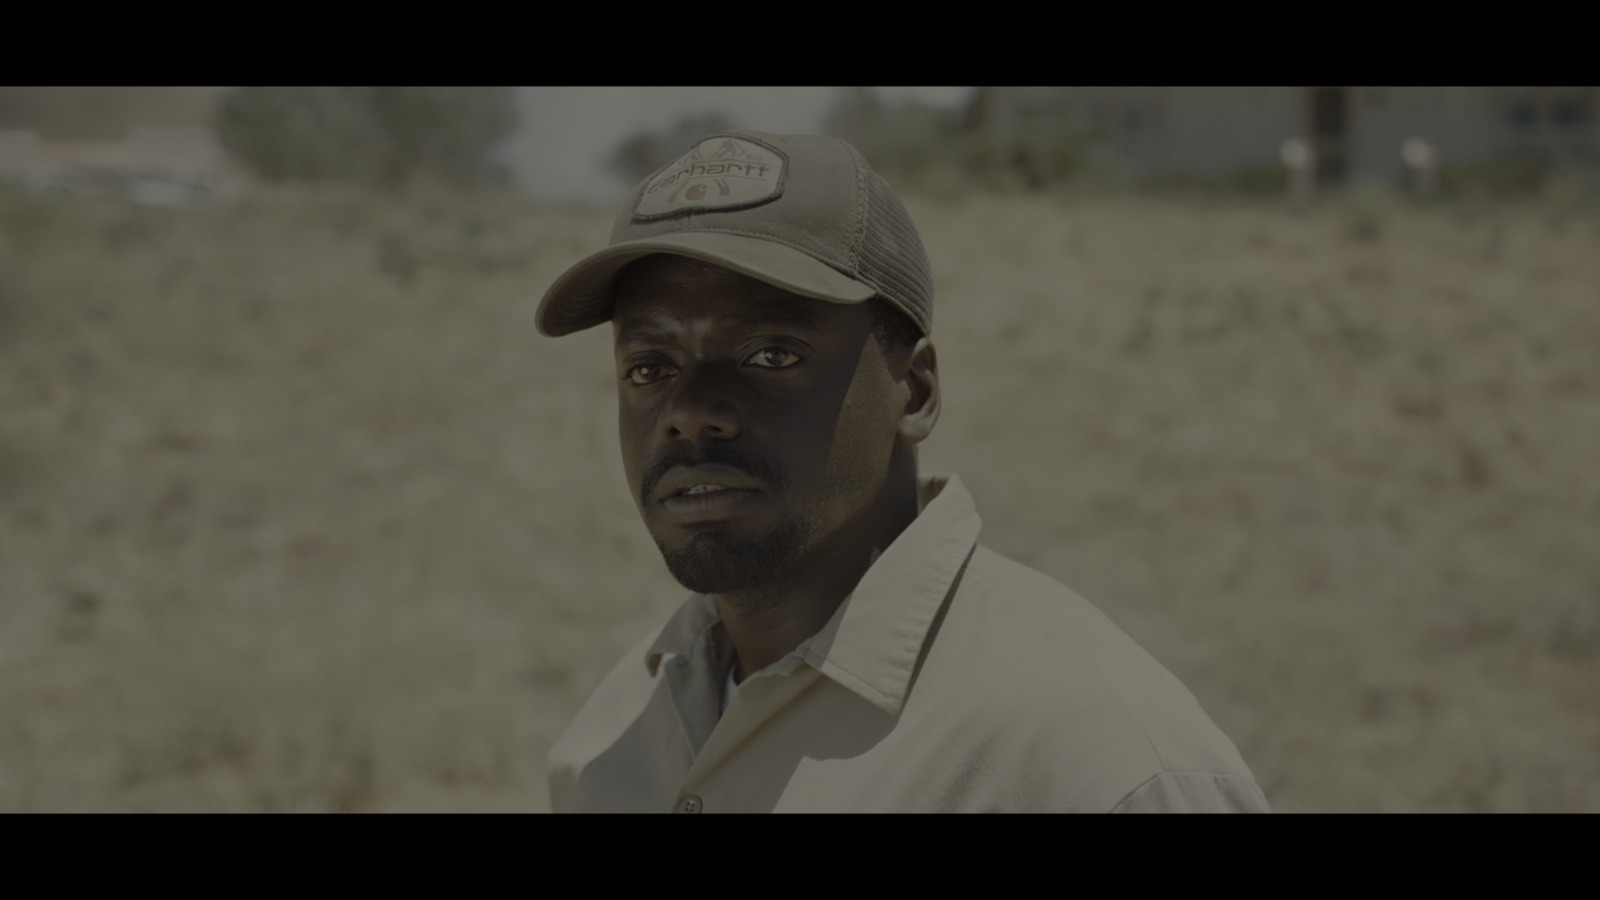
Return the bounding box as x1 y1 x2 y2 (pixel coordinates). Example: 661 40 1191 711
659 365 742 442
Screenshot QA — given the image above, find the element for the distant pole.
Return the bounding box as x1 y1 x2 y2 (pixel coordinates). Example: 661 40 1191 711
1281 138 1316 206
1401 137 1438 198
965 86 994 131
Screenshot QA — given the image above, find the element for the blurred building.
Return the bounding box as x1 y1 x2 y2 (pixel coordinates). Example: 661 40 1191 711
0 126 246 205
971 87 1599 186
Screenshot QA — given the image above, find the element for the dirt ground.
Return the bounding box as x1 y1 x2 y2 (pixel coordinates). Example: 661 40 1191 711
2 183 1596 812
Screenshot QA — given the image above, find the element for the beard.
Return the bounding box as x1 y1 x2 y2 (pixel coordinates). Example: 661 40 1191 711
640 443 810 596
657 513 813 597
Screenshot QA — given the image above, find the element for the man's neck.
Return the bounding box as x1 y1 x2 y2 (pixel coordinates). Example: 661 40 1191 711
716 465 920 682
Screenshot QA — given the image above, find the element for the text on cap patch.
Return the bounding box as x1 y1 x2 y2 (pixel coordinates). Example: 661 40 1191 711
633 135 787 221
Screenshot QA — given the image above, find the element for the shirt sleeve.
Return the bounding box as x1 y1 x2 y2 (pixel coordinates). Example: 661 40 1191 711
1110 770 1273 813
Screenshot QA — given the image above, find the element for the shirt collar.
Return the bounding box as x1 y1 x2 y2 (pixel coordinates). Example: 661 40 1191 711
644 473 983 715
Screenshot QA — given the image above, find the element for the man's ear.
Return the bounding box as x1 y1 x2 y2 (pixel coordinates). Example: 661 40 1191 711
898 337 940 446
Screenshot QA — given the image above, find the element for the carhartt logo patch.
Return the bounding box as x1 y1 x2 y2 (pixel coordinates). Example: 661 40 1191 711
634 135 786 221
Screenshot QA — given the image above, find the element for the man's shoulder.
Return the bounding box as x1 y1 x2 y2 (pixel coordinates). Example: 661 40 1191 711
912 544 1268 810
951 544 1180 688
950 545 1232 733
545 626 666 797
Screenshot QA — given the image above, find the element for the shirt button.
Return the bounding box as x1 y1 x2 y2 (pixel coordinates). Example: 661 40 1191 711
677 795 703 814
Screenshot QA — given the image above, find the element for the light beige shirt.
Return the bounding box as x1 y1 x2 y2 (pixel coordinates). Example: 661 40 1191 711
547 474 1270 813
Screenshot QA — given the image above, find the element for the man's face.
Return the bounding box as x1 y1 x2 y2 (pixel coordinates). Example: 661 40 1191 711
612 255 907 597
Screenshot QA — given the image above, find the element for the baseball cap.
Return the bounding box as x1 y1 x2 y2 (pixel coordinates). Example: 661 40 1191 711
536 131 933 338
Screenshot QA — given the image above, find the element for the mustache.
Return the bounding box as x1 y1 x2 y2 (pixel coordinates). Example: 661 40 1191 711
640 444 787 505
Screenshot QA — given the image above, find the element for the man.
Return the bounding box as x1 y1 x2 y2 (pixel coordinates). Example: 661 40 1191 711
536 131 1269 813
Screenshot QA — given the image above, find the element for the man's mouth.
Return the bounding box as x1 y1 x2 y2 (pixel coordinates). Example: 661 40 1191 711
652 463 768 521
660 485 761 521
652 462 767 505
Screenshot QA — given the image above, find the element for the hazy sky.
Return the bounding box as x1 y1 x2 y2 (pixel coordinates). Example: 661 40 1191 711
503 87 974 209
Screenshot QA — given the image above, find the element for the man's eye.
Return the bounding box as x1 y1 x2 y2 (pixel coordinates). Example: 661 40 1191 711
626 364 673 385
745 348 800 369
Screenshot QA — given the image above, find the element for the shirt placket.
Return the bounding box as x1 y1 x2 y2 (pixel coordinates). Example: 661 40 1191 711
669 646 821 813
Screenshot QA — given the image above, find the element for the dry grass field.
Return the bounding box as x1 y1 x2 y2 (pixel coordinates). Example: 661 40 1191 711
2 181 1597 812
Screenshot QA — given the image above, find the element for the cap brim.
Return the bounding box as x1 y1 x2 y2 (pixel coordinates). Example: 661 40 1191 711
535 231 877 337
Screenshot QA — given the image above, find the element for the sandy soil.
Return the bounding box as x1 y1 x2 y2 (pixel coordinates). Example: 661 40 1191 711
2 183 1596 812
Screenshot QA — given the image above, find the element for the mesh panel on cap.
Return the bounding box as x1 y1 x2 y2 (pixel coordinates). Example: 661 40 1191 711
855 158 935 337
